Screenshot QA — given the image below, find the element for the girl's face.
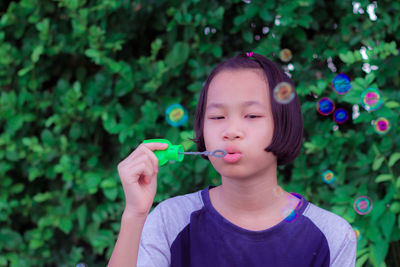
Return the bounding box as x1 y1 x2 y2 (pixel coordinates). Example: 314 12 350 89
203 69 277 178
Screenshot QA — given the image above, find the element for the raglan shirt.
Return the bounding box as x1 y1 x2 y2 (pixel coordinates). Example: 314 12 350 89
138 185 357 267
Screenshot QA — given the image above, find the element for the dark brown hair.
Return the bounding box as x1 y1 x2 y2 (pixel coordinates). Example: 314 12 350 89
190 53 303 165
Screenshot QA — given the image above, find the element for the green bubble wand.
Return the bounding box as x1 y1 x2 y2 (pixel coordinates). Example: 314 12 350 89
143 139 227 166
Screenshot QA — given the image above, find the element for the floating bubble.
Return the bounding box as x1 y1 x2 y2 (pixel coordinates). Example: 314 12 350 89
273 186 284 197
322 170 335 184
273 82 295 104
374 117 391 135
165 104 188 127
317 97 335 115
332 73 352 94
353 196 373 215
279 48 292 62
353 227 362 241
333 108 349 124
360 87 383 111
282 196 301 222
283 208 298 222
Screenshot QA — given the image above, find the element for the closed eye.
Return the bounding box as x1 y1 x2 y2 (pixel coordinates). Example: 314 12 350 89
209 115 262 120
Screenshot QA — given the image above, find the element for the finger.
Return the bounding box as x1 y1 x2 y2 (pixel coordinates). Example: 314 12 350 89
140 142 169 152
125 142 168 164
128 159 154 184
126 152 157 174
131 142 168 169
141 146 161 170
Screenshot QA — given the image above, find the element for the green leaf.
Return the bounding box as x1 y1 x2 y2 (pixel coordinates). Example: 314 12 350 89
242 30 253 43
375 174 393 183
356 253 369 267
259 9 273 22
212 46 222 58
380 212 396 240
58 217 73 234
29 239 44 250
365 73 376 85
370 242 389 267
385 101 400 108
100 178 116 189
76 205 87 232
372 156 384 171
339 51 355 64
165 42 190 68
33 192 52 203
390 202 400 213
371 200 386 223
388 152 400 167
103 187 118 201
31 45 44 63
0 229 23 250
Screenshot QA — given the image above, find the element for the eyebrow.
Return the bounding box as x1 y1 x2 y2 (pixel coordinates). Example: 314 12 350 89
206 100 266 110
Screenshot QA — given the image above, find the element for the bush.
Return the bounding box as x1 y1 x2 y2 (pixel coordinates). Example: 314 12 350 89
0 0 399 266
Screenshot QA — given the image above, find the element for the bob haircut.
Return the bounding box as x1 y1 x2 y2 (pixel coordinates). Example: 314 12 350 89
190 52 303 165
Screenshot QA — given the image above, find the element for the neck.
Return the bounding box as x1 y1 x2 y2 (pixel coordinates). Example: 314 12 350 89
215 164 285 216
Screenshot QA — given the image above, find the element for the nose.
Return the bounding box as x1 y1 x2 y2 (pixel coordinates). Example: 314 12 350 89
222 120 243 140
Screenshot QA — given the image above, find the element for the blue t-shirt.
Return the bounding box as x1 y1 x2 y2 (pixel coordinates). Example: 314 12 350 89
138 185 356 267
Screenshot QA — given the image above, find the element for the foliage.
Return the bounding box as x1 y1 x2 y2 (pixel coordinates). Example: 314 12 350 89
0 0 399 266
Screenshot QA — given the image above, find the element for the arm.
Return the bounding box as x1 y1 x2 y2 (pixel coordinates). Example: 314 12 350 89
107 142 169 267
331 227 357 267
108 210 147 267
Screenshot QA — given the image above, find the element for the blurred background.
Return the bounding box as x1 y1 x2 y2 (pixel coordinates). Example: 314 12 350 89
0 0 399 266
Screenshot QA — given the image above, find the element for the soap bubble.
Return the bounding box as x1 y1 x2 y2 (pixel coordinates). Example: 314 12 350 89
353 196 373 215
332 73 352 94
353 227 362 241
374 117 391 135
317 97 335 115
283 208 298 222
273 82 295 104
273 186 284 197
282 196 301 222
361 87 383 111
165 104 188 127
322 170 335 184
279 48 292 62
333 108 349 124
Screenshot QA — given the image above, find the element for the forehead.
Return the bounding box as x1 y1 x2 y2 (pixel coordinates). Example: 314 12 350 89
206 69 270 110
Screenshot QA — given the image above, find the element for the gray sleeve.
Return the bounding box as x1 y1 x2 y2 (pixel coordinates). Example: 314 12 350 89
136 191 203 267
330 226 357 267
303 203 357 267
137 203 171 267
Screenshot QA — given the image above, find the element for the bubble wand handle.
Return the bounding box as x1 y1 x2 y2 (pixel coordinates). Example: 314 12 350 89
143 139 227 166
143 139 184 166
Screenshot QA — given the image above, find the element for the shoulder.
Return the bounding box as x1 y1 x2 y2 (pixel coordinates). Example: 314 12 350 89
156 189 204 215
302 202 357 266
303 202 353 234
144 188 205 241
138 189 205 267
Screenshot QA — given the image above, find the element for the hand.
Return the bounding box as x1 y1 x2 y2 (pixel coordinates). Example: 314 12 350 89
117 142 168 217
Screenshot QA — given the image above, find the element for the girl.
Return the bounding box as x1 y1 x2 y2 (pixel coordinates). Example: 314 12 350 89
108 53 357 267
